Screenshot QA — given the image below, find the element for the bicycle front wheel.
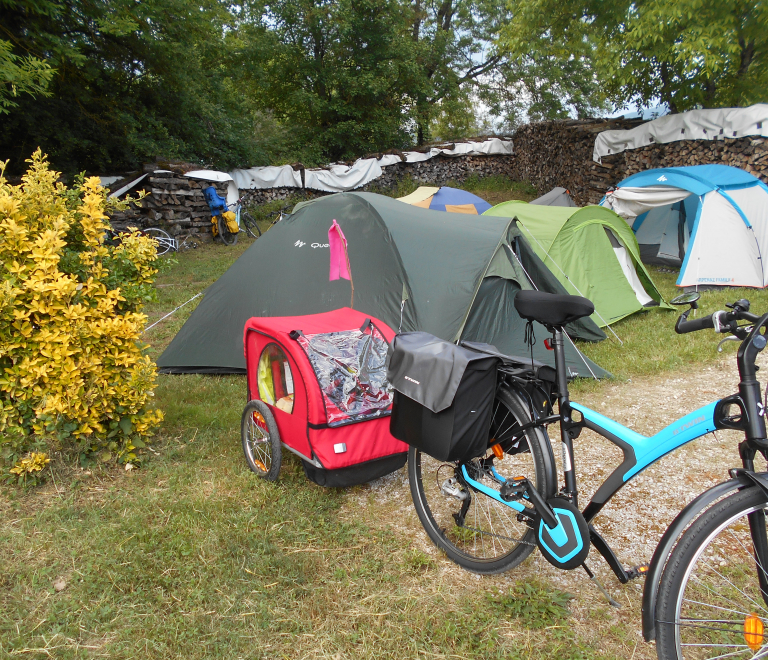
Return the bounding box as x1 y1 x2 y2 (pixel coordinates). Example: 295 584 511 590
655 486 768 660
408 387 555 574
218 216 239 245
241 211 261 239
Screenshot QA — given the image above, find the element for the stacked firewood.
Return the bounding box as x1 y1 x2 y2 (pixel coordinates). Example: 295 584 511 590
108 172 229 239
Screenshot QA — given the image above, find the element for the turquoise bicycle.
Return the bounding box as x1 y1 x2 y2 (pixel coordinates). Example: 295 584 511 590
400 289 768 660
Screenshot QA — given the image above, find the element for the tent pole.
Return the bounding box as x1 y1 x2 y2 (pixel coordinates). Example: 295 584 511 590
516 220 624 345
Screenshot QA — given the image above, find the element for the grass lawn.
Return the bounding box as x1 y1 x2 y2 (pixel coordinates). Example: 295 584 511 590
2 177 767 659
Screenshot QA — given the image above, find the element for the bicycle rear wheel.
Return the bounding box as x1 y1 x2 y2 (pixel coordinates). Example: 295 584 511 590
655 486 768 659
142 227 175 255
241 211 261 239
218 215 239 245
408 386 555 574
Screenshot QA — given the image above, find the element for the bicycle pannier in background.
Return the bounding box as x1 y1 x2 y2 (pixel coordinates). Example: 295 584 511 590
388 332 498 462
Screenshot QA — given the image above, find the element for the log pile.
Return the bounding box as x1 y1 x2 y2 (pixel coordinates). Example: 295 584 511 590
505 118 644 205
370 155 517 189
109 172 230 240
107 124 768 236
598 137 768 202
506 119 768 205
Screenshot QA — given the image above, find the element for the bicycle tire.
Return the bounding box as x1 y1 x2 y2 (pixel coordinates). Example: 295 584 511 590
218 215 238 246
241 211 261 239
655 485 768 659
142 227 175 255
408 386 556 574
241 400 281 481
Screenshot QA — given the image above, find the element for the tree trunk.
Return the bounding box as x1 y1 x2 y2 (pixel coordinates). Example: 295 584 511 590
659 61 678 114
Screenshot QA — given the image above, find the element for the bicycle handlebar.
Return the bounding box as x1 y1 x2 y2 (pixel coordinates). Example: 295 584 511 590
674 305 760 335
675 313 716 334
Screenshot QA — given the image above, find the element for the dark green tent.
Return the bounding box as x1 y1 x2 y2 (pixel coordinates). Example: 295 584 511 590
158 192 607 377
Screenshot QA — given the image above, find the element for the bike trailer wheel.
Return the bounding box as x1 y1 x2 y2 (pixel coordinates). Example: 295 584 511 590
241 400 282 481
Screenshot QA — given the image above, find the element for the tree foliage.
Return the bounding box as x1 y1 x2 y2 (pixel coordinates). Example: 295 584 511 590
0 0 283 173
499 0 768 114
0 38 53 114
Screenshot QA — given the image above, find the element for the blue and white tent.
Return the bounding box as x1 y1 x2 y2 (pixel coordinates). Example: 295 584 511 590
601 165 768 288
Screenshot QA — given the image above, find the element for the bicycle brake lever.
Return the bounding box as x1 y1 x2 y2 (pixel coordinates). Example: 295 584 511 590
717 336 741 353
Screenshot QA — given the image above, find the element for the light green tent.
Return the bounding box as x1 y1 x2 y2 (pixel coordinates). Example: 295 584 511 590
483 202 671 327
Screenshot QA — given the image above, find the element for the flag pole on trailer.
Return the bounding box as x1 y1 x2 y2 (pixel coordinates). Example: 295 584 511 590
329 219 354 308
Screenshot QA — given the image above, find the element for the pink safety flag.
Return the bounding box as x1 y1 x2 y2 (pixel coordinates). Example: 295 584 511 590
328 219 351 281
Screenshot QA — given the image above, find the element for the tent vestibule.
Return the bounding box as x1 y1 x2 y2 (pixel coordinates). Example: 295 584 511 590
482 202 670 327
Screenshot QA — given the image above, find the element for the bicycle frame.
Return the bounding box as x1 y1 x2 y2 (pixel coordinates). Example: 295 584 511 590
463 313 768 583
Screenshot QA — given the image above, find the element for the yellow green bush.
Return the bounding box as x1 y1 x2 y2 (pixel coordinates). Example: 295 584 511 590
0 150 163 477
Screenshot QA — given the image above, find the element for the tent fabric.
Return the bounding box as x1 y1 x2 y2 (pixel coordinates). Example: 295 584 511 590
530 187 576 207
397 186 492 214
397 187 439 205
602 165 768 287
158 192 607 378
602 186 692 220
593 104 768 162
483 202 670 327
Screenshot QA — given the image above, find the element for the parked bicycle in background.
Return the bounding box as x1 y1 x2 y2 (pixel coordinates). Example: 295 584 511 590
203 185 262 245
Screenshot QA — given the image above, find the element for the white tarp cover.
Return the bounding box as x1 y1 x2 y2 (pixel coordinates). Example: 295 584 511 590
303 158 383 193
227 138 513 192
185 170 234 183
593 104 768 162
602 186 692 220
230 165 302 191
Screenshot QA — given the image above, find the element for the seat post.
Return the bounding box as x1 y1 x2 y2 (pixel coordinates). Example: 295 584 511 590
552 326 579 505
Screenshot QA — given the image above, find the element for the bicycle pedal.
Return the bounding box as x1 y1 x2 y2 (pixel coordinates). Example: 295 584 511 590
626 563 650 580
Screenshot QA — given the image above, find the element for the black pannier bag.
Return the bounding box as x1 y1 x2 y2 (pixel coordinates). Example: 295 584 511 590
387 332 499 462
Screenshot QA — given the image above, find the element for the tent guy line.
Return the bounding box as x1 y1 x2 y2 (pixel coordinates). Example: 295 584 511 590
143 292 203 333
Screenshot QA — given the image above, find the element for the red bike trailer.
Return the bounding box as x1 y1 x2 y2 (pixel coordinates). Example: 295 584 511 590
241 308 408 487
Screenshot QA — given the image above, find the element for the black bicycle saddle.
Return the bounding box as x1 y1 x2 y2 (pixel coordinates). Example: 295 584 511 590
514 290 595 328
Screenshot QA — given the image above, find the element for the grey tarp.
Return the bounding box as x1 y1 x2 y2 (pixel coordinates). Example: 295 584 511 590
158 192 607 377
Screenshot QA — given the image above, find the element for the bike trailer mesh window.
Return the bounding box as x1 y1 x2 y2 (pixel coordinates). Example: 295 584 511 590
295 323 392 427
258 343 294 413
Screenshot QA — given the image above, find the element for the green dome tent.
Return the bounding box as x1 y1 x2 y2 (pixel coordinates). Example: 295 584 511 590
483 202 671 327
158 192 607 377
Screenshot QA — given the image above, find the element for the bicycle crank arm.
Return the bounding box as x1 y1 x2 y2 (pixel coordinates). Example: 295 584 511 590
459 465 527 514
500 476 559 529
